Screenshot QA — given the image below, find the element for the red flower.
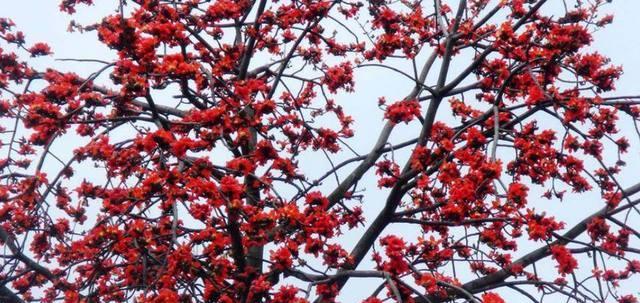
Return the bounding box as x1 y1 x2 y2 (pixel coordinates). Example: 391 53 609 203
226 157 257 175
29 42 52 57
619 295 638 303
220 176 243 199
270 247 293 271
410 145 431 171
482 292 505 303
550 245 578 275
587 216 610 241
384 99 421 124
0 1 636 302
379 235 409 275
322 62 355 93
152 288 179 303
526 85 545 105
272 285 308 303
507 182 528 206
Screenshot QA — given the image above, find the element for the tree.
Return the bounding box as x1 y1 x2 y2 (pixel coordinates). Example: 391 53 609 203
1 0 639 302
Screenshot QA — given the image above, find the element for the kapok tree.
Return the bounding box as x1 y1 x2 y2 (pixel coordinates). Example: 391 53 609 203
1 0 640 302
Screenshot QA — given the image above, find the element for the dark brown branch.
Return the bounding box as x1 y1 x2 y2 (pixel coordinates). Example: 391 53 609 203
437 182 640 301
0 285 24 303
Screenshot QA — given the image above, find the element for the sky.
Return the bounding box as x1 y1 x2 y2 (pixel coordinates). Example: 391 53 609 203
2 0 640 302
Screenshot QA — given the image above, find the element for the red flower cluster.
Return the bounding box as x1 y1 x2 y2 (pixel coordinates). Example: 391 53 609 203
550 245 578 275
482 292 506 303
322 62 354 93
384 99 421 124
0 1 638 302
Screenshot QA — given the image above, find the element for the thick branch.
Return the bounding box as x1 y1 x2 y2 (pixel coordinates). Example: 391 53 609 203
419 182 640 302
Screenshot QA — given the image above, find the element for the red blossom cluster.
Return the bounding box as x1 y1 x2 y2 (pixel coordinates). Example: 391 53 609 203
550 245 578 275
0 0 639 303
